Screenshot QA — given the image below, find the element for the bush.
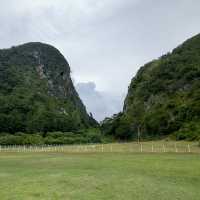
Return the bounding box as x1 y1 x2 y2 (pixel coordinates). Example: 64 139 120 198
173 121 200 141
0 128 105 145
83 128 102 143
43 129 103 144
0 133 44 145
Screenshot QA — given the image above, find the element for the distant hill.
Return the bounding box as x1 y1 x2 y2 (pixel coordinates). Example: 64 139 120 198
102 34 200 140
0 42 97 134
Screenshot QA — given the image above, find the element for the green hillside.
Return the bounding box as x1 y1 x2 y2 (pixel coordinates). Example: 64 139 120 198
102 34 200 141
0 42 97 135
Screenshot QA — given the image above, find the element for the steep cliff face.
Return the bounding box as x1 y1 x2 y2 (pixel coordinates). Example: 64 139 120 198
102 34 200 140
0 42 97 133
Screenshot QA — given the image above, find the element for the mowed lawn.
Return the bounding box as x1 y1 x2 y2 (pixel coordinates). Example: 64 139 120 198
0 152 200 200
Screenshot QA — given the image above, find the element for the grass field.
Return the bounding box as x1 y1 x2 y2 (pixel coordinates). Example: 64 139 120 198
0 150 200 200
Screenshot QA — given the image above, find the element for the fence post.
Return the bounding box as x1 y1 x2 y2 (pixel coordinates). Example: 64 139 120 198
163 144 166 153
140 143 143 153
101 144 104 153
129 145 132 152
188 144 191 153
175 143 178 153
151 143 154 153
110 144 113 152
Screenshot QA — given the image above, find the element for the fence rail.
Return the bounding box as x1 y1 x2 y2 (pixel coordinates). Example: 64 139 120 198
0 142 199 153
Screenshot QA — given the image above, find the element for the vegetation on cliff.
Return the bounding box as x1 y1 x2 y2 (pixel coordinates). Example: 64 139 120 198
0 42 98 136
102 34 200 141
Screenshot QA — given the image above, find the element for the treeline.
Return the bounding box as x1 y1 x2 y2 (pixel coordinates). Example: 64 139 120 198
101 114 200 141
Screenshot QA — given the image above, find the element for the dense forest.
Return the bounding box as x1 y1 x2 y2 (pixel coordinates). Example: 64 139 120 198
101 33 200 141
0 42 99 144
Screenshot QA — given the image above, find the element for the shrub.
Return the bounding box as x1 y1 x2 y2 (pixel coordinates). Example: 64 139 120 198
0 128 104 145
0 133 44 145
173 121 200 141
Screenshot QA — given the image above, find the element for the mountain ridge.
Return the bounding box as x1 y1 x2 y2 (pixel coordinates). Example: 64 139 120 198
0 42 97 134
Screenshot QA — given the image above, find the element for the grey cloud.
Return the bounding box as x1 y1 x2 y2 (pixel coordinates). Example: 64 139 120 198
76 82 124 121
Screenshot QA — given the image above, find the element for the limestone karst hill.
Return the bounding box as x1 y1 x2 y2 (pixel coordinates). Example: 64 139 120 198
0 42 97 134
102 33 200 140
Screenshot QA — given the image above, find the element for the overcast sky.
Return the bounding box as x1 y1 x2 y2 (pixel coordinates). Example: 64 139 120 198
1 0 200 121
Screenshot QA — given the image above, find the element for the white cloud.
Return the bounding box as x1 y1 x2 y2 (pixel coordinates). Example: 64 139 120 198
0 0 200 120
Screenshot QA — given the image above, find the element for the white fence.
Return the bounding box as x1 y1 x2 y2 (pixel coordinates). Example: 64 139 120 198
0 142 199 153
